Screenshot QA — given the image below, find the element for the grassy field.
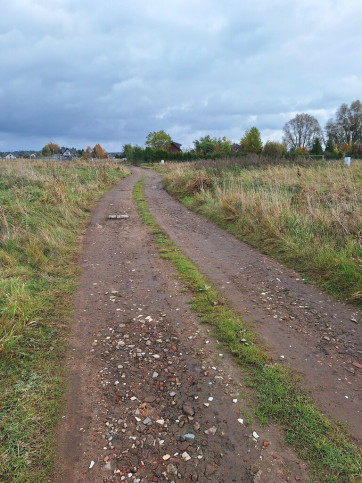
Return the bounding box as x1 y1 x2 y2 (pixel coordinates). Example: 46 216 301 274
0 159 128 481
134 177 361 482
161 158 362 306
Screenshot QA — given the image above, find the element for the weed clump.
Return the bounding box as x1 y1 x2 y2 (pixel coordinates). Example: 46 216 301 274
185 171 214 194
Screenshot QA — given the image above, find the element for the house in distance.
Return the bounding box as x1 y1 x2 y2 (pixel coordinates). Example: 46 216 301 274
168 142 182 153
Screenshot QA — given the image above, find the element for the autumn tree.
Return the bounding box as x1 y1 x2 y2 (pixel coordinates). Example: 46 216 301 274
240 127 262 154
81 146 92 159
283 114 322 151
145 130 172 150
92 144 107 158
50 142 60 153
41 145 51 156
41 142 61 156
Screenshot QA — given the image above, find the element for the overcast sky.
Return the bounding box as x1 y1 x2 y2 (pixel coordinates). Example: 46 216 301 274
1 0 361 152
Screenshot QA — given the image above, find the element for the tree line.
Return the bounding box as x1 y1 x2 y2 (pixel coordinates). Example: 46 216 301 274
39 142 108 159
284 100 362 157
122 100 361 163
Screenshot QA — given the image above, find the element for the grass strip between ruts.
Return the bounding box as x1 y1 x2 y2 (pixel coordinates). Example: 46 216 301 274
133 177 361 483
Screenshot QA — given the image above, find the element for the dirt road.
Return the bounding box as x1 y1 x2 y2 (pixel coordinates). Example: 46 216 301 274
55 168 360 482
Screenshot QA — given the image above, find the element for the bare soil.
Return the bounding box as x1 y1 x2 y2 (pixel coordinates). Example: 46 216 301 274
54 167 360 482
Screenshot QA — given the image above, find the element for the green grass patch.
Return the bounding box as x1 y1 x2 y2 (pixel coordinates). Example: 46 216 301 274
133 178 361 482
0 159 128 482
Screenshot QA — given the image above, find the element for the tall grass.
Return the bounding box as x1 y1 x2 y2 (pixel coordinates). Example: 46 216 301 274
0 159 128 481
162 159 362 305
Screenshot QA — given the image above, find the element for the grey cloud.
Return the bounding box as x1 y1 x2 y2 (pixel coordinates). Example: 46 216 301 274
0 0 361 151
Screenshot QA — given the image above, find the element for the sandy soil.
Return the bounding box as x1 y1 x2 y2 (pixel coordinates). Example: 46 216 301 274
54 168 360 482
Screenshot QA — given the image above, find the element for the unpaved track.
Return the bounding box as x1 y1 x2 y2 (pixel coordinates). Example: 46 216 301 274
55 171 310 482
55 167 360 482
143 168 361 441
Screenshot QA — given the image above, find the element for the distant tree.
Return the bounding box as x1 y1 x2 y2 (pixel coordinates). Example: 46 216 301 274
145 130 172 151
41 142 61 156
193 135 215 155
262 141 285 158
82 146 93 159
143 147 155 162
325 119 344 147
41 145 52 157
122 144 134 159
283 114 322 151
120 144 145 163
324 137 336 155
214 136 232 155
310 137 323 155
349 100 362 151
325 100 361 152
337 103 352 143
240 127 262 154
340 142 351 156
132 146 144 161
92 144 107 159
48 142 61 154
193 135 231 156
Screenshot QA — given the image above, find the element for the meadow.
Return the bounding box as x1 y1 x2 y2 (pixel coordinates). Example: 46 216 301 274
162 158 362 305
0 159 128 481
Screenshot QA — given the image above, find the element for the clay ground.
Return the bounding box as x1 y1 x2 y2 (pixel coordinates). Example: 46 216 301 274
54 168 361 482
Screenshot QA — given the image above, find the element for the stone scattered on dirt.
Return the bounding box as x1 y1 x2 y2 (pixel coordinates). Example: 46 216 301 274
108 214 130 220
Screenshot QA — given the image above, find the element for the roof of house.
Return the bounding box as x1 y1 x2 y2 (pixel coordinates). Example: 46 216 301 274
61 148 77 155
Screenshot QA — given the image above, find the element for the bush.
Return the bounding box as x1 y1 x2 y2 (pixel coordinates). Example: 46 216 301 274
263 141 285 158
